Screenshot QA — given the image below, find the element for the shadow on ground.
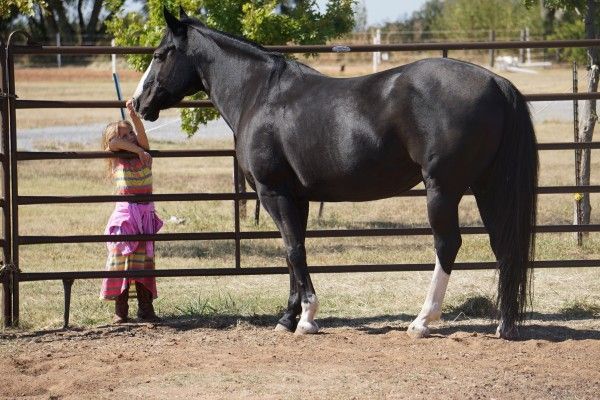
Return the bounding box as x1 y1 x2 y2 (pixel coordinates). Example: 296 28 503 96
3 312 598 342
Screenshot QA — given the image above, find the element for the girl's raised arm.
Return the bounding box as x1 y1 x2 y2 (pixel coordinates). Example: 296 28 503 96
126 99 150 150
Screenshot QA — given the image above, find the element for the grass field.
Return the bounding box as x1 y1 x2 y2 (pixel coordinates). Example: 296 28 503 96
4 62 600 331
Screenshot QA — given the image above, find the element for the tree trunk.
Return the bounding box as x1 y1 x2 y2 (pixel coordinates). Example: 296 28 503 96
77 0 86 39
578 0 600 227
84 0 105 45
578 65 599 226
45 0 76 44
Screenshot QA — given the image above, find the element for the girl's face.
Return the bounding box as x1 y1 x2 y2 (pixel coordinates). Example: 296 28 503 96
117 124 137 144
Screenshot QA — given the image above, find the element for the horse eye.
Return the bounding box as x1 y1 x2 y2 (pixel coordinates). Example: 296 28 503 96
153 52 165 61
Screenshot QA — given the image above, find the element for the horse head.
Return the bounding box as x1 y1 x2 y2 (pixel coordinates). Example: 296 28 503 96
133 7 206 121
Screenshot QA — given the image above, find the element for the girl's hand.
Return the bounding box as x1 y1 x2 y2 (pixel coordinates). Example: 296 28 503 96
138 150 152 167
126 99 138 119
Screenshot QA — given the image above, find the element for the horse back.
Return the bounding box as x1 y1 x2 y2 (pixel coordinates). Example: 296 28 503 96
240 58 508 201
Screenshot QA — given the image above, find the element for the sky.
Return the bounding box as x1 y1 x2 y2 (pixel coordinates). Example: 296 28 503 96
316 0 429 27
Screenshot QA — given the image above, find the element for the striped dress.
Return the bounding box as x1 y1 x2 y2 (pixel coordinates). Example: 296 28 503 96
100 158 163 300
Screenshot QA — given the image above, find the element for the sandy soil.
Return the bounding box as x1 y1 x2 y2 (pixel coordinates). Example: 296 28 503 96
1 318 599 399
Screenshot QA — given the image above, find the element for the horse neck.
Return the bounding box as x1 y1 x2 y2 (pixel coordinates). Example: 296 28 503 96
193 30 278 133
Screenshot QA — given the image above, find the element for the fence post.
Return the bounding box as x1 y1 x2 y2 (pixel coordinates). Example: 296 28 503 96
56 33 61 68
0 39 12 327
235 161 247 219
111 39 117 74
232 156 241 269
489 30 496 68
519 29 525 63
6 33 22 326
573 62 583 246
372 29 381 73
526 27 531 64
62 279 74 328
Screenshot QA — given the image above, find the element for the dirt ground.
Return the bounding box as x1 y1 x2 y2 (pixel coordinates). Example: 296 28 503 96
1 317 599 399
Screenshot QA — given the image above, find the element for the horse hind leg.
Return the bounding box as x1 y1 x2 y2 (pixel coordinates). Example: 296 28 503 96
408 181 462 338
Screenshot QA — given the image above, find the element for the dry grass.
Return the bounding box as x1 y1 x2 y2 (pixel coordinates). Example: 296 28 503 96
4 64 600 330
13 134 600 330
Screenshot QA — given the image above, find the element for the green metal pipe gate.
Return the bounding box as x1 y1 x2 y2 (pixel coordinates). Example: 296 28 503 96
1 36 600 328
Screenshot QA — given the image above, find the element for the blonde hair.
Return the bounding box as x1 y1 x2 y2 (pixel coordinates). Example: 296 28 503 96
101 120 134 178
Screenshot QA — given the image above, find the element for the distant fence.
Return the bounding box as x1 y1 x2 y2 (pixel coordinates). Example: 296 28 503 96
1 35 600 328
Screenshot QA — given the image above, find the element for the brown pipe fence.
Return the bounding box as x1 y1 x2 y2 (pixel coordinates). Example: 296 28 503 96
1 37 600 328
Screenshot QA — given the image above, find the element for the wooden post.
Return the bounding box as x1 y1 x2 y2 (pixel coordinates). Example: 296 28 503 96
372 29 381 73
519 29 525 63
56 33 61 68
489 30 495 68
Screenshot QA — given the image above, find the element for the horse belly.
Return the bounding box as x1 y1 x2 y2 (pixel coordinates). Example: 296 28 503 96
301 155 422 202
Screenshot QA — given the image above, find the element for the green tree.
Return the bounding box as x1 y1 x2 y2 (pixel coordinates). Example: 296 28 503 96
1 0 125 45
0 1 39 17
549 11 586 63
433 0 543 40
107 0 355 135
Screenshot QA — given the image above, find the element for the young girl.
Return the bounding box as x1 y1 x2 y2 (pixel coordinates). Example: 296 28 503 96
100 99 163 323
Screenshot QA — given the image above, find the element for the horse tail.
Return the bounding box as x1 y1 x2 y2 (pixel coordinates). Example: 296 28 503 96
487 78 538 324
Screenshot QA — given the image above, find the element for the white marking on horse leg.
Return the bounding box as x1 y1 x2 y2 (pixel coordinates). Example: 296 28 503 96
133 60 153 99
407 256 450 339
295 294 319 335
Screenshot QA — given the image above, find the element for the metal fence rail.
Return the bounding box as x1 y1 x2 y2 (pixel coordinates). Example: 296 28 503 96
2 38 600 328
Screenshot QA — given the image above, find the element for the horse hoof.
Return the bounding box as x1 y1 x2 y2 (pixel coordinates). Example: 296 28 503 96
407 323 430 339
295 320 319 335
274 323 293 333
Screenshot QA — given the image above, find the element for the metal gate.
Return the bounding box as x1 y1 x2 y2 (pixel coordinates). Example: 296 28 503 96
1 35 600 328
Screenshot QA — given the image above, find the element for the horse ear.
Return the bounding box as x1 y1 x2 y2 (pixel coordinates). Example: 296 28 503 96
179 6 189 20
163 6 186 37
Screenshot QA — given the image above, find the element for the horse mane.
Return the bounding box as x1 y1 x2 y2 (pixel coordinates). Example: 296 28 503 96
180 16 283 59
180 16 320 78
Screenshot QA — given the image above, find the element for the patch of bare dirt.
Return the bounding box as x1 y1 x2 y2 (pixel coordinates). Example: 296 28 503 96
1 318 599 399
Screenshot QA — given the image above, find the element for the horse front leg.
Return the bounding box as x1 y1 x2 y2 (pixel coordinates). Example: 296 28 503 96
274 257 302 332
258 188 319 335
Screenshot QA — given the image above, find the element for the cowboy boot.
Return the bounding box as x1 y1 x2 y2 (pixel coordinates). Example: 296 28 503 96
135 282 159 321
113 288 129 324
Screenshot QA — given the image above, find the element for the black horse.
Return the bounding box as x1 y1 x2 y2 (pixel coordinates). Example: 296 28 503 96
133 8 538 339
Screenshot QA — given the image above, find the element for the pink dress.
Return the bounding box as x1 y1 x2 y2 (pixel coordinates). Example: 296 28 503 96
100 158 163 300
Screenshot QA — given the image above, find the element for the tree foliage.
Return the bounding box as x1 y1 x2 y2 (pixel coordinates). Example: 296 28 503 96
1 0 125 45
432 0 543 38
0 1 40 17
107 0 355 136
526 0 600 64
548 11 587 62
